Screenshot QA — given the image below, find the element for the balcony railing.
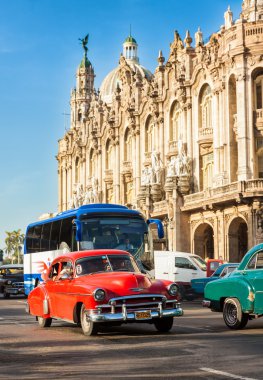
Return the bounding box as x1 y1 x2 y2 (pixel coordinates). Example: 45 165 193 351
182 180 263 211
198 127 213 140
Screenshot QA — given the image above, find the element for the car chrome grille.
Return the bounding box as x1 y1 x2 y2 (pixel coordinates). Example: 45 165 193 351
95 294 177 317
11 282 24 288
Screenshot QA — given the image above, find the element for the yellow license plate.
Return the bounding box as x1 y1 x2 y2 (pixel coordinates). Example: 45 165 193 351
135 310 151 320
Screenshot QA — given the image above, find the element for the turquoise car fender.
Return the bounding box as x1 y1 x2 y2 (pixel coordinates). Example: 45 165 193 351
204 271 254 313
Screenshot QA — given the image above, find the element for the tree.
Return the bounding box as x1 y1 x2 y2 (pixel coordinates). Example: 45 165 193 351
4 229 25 264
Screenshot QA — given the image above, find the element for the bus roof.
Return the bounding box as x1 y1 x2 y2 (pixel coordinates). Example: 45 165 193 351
26 204 145 230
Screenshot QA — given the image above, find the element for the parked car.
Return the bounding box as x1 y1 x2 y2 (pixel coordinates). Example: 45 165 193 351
154 251 207 299
206 259 224 277
0 264 25 298
203 244 263 329
26 250 183 335
191 263 239 295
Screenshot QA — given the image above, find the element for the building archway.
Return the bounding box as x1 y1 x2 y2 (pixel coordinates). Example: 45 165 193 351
193 223 214 259
228 217 248 262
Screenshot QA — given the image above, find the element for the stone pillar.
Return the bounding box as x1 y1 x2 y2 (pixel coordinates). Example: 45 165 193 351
135 129 141 198
213 91 220 181
62 166 67 211
216 211 225 259
67 163 72 210
115 140 120 203
58 165 62 212
236 74 250 180
98 150 102 201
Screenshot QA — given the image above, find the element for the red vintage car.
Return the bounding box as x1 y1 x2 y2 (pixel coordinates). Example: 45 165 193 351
26 250 183 335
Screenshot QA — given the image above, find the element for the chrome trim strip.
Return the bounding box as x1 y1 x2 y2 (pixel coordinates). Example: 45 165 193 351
88 307 183 322
109 294 167 303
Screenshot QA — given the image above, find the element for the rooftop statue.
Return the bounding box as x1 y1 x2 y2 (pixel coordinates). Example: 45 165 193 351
79 34 89 55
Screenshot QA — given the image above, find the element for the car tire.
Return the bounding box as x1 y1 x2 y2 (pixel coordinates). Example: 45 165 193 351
37 316 52 328
80 304 98 336
223 297 249 330
154 317 174 333
3 291 10 299
177 285 185 301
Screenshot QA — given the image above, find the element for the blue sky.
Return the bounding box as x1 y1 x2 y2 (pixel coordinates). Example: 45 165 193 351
0 0 242 250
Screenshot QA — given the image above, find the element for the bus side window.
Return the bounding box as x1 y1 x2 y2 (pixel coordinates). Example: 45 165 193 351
60 218 74 251
26 227 35 253
50 221 61 250
33 225 41 252
41 223 51 252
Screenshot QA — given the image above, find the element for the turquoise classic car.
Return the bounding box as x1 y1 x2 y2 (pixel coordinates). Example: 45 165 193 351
203 244 263 329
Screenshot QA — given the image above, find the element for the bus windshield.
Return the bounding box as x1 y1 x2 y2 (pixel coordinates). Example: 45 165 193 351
79 217 152 267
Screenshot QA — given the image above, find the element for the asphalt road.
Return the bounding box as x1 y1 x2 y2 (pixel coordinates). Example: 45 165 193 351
0 295 262 380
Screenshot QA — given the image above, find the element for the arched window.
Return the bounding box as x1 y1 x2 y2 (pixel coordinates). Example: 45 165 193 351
106 139 114 170
75 157 80 183
124 129 132 161
169 101 180 141
89 149 95 178
254 72 263 110
145 116 155 154
258 152 263 178
229 75 238 182
199 85 212 132
199 84 213 191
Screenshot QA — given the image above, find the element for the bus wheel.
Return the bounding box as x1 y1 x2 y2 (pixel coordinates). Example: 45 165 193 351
80 304 98 336
37 316 52 328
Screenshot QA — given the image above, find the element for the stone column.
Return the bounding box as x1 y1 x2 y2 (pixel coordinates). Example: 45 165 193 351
58 164 62 212
115 140 120 203
62 165 67 211
135 129 141 197
186 103 192 159
236 74 250 180
67 162 72 210
213 91 220 181
216 210 225 260
97 149 102 202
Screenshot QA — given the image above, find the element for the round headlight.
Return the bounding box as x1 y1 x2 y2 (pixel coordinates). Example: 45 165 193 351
7 280 12 285
168 283 178 296
93 288 106 301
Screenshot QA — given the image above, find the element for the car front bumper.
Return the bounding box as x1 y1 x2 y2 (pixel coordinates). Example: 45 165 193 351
5 286 25 295
88 304 183 323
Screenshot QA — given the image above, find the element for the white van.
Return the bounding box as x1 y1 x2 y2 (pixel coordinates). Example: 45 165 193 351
154 251 207 298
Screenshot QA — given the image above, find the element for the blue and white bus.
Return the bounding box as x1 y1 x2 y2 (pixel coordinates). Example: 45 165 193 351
24 203 164 295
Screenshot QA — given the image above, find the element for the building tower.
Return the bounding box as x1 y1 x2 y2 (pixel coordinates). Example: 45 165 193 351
70 34 95 129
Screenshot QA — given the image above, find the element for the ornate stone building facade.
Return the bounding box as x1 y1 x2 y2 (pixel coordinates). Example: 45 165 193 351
57 0 263 261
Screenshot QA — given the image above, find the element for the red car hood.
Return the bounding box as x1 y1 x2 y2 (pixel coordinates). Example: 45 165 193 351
76 272 167 297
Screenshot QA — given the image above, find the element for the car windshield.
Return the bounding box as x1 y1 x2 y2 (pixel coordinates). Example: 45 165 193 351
0 268 23 276
75 254 141 276
192 256 207 271
79 216 153 269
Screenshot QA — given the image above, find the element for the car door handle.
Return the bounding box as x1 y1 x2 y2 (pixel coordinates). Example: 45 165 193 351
192 273 197 275
173 272 178 274
163 272 168 274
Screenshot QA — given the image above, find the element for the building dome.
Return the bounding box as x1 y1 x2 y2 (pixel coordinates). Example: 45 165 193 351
100 35 152 104
124 35 137 44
